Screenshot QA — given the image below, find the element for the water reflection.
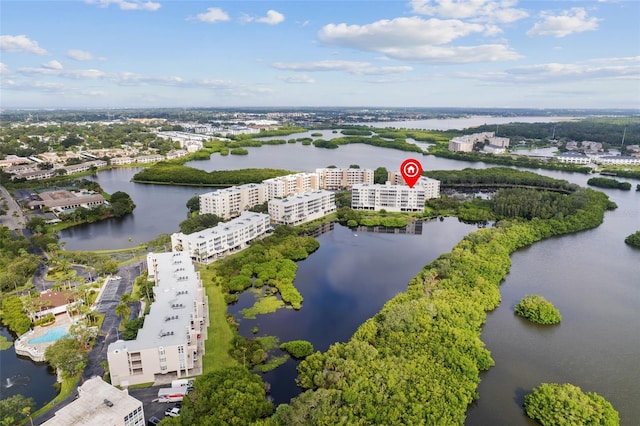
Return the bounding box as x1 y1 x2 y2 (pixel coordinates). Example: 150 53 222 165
227 219 479 404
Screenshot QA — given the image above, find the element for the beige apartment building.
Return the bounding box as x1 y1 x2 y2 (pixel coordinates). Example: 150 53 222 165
107 251 208 387
316 168 374 189
171 212 271 263
262 172 319 199
268 190 336 225
199 183 267 219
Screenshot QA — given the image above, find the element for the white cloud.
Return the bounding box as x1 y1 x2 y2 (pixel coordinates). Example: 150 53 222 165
0 35 48 55
278 74 316 84
527 7 600 38
459 56 640 82
257 10 285 25
272 60 413 75
42 60 63 70
241 9 285 25
115 72 185 86
67 49 96 61
85 0 161 11
18 66 108 80
319 17 486 48
410 0 528 23
384 43 520 62
318 17 520 63
196 7 230 23
0 63 9 74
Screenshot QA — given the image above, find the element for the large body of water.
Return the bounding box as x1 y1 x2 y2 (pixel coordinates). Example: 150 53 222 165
43 117 640 424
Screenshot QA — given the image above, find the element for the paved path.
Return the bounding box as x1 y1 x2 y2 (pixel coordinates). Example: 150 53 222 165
0 184 26 230
33 260 145 425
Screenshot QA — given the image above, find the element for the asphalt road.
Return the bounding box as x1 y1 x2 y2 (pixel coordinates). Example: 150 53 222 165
33 260 146 425
0 184 26 230
129 386 179 423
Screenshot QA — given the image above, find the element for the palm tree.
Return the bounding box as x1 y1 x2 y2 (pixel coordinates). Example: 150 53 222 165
120 293 133 305
115 302 131 326
22 406 34 426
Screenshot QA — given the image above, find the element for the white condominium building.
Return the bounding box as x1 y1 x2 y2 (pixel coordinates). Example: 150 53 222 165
262 173 319 199
316 168 374 189
171 211 271 263
199 183 266 219
386 172 441 200
268 190 337 225
352 182 437 212
42 377 144 426
107 251 208 387
448 132 509 152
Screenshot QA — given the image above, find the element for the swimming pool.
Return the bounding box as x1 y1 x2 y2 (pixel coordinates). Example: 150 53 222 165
28 327 68 345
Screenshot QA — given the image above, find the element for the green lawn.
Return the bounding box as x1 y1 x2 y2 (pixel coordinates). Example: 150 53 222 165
199 267 238 373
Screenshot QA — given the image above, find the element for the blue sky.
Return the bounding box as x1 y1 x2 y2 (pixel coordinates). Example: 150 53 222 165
1 0 639 109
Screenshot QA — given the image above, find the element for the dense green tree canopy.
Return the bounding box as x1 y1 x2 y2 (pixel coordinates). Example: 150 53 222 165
44 337 88 378
515 295 562 325
0 296 31 335
178 367 273 425
624 230 640 248
524 383 619 426
279 340 314 359
587 177 632 190
0 394 34 426
179 213 223 234
133 165 293 186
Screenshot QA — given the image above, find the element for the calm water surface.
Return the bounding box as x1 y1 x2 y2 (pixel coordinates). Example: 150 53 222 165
0 326 57 409
227 219 479 404
51 118 639 424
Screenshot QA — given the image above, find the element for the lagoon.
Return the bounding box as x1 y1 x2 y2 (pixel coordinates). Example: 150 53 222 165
53 118 639 424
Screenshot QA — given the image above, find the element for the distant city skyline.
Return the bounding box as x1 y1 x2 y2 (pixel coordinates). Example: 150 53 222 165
1 0 639 109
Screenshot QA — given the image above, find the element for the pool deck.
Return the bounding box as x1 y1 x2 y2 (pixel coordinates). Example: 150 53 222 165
15 315 73 362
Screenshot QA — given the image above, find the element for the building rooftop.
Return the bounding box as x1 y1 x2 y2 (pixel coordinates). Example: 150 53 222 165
109 251 200 351
42 377 142 426
269 190 332 205
175 212 270 241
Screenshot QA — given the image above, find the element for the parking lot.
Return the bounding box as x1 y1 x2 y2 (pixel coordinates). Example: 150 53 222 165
129 386 182 423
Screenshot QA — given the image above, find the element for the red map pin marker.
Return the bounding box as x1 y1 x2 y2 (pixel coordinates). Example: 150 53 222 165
400 158 423 188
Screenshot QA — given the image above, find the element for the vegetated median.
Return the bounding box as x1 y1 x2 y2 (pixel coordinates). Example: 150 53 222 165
268 171 614 424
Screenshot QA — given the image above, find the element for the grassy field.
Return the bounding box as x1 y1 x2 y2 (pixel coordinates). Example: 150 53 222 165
199 266 238 373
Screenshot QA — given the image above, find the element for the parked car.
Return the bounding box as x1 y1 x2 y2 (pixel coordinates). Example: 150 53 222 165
165 407 180 417
147 416 161 426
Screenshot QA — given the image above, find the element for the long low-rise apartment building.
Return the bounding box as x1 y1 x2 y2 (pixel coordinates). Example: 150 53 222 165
171 211 271 263
199 184 266 219
352 175 440 212
352 184 427 212
107 251 208 387
268 190 336 225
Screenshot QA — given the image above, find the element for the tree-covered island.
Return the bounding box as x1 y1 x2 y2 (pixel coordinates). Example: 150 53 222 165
524 383 619 426
515 295 562 325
